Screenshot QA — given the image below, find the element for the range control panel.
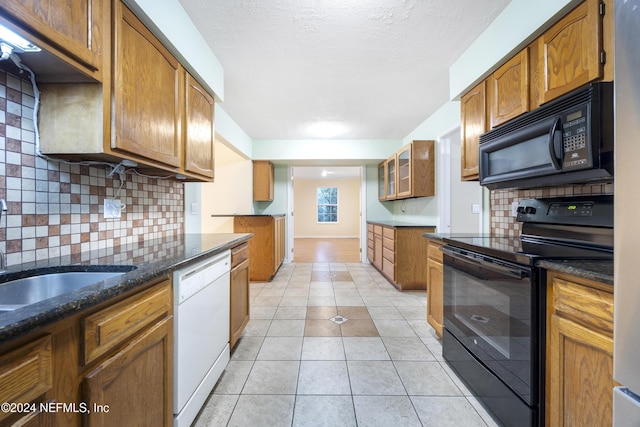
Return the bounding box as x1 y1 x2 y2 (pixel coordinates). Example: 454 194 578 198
516 196 613 227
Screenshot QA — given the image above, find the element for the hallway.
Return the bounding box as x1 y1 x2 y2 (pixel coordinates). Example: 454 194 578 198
193 262 499 426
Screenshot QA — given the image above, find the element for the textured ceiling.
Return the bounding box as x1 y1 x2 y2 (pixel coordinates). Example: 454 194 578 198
179 0 511 140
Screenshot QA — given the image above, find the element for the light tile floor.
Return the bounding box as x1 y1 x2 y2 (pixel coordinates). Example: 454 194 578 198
194 262 500 427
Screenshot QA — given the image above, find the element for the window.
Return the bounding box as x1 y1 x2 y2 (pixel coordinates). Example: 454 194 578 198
317 187 338 223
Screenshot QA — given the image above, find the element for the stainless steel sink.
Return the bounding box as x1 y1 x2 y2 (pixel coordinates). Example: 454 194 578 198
0 271 129 311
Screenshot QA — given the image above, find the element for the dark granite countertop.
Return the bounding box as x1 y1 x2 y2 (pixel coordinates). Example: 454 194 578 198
368 220 437 228
0 233 252 343
537 259 614 286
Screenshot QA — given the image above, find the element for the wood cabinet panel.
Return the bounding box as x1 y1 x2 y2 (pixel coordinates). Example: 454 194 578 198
113 2 182 168
230 258 250 349
82 279 171 365
0 336 52 424
385 156 397 199
546 271 614 427
0 0 106 77
82 316 173 427
377 162 387 201
380 140 435 201
426 238 443 337
460 80 486 181
253 161 274 201
367 223 435 290
233 216 285 281
184 73 215 180
538 0 603 103
490 49 529 128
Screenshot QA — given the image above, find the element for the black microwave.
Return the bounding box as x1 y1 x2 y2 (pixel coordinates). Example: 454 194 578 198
479 82 613 190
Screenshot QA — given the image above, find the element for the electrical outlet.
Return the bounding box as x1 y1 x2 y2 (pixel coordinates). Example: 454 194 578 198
104 198 122 219
512 201 519 217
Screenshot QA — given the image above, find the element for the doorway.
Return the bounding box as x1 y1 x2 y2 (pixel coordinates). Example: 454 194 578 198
289 166 365 263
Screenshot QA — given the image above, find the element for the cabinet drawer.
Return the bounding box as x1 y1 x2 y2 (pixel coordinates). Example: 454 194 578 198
367 248 374 261
552 276 613 335
367 238 373 250
383 246 395 263
383 236 395 252
383 227 395 240
231 242 250 268
82 279 172 365
0 335 52 422
373 225 383 236
368 223 374 233
427 239 443 263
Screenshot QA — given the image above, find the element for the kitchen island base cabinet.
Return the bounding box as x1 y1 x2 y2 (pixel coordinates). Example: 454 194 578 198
233 215 285 282
367 222 435 290
546 271 614 427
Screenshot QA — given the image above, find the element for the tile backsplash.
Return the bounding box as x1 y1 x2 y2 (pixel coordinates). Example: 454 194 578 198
490 182 614 236
0 68 184 266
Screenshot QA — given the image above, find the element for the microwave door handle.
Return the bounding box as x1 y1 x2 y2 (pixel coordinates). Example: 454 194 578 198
548 117 563 170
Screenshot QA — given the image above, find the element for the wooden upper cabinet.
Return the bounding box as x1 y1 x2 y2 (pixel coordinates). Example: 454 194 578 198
396 140 435 199
490 49 529 128
253 160 274 201
377 161 387 201
0 0 106 78
460 80 487 181
184 73 215 180
538 0 604 104
113 1 182 169
385 155 397 199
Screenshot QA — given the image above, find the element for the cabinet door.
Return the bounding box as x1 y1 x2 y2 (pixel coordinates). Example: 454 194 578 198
377 162 387 201
373 234 383 271
253 161 274 201
490 49 529 128
396 146 412 198
385 156 396 199
547 314 613 427
184 73 215 180
538 0 603 103
113 2 182 168
0 0 105 74
460 80 486 181
83 316 173 427
426 259 443 338
230 258 250 349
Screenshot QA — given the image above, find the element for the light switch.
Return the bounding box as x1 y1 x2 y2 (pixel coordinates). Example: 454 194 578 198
471 204 481 214
190 202 199 215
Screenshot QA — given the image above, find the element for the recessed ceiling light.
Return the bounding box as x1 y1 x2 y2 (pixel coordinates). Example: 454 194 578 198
307 121 348 138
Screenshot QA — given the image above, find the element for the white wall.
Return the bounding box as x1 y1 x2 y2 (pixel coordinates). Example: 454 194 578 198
293 178 360 238
199 142 253 233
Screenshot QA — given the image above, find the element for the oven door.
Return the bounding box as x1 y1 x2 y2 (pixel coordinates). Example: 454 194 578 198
442 245 541 406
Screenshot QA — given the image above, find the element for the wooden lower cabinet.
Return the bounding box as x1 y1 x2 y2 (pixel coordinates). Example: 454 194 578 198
230 242 250 349
426 238 444 338
233 215 285 281
82 317 173 427
366 222 435 290
0 276 173 427
546 271 614 427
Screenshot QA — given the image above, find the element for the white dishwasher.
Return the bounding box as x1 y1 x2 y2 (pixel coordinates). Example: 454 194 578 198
173 250 231 427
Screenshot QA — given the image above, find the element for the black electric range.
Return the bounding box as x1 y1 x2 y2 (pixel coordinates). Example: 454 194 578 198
441 195 613 427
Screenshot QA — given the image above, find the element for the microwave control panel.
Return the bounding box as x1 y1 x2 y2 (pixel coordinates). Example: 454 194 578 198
561 106 592 170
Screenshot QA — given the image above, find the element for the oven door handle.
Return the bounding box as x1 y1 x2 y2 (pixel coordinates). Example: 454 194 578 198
440 247 527 279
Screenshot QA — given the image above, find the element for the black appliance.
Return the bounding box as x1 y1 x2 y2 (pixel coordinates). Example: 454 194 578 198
479 82 613 190
442 195 613 427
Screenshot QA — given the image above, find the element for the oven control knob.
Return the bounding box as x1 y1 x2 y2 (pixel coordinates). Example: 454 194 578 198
525 206 537 214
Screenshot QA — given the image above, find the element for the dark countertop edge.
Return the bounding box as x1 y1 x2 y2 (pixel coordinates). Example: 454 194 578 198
0 233 252 343
367 220 437 228
211 214 286 217
537 259 614 286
